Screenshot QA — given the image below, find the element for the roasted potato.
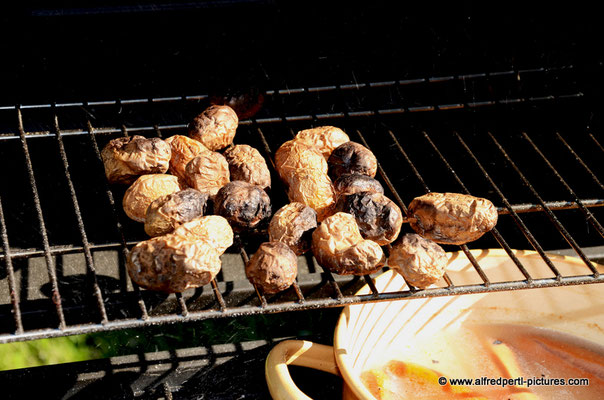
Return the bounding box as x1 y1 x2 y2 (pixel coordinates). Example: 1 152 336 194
311 212 385 275
101 135 171 184
335 191 403 246
213 181 272 231
286 170 336 222
188 105 238 151
165 135 209 181
127 216 233 293
295 126 350 160
172 215 234 253
388 233 448 289
122 174 181 222
274 139 328 184
328 141 378 180
274 139 336 221
268 202 318 255
223 144 271 189
245 241 298 294
184 151 230 198
333 173 384 197
408 192 498 245
144 188 209 237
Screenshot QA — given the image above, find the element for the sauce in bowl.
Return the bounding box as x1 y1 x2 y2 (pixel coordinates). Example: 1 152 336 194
361 324 604 400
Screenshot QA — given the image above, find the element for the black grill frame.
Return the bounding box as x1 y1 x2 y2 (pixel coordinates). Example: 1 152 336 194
0 65 603 344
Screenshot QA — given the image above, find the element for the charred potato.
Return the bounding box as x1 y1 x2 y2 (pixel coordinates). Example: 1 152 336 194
295 126 350 160
268 202 318 255
127 216 233 293
286 170 336 222
101 135 171 184
184 151 230 198
165 135 209 181
335 192 403 246
213 181 272 231
122 174 181 222
144 189 209 237
333 173 384 197
223 144 271 189
188 105 238 151
328 141 378 180
311 212 385 275
408 192 498 245
245 241 298 294
388 233 448 288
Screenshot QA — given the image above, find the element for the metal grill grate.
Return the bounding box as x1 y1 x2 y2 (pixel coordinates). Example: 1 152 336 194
0 65 603 343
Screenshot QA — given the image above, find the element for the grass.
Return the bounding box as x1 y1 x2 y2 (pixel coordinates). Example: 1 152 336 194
0 308 341 371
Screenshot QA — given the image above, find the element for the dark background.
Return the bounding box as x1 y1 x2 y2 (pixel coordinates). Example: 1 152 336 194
0 1 602 106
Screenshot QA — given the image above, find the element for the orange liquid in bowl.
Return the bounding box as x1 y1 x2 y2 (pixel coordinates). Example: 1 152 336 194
361 324 604 400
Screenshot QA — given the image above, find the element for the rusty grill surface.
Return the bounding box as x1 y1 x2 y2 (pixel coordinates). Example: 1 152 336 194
0 65 603 344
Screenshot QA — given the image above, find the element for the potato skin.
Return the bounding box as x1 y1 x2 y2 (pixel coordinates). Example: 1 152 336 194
274 139 328 184
188 105 238 151
311 212 385 275
122 174 181 222
328 141 378 180
245 241 298 294
286 170 336 222
295 126 350 160
101 135 171 184
144 189 209 237
335 192 403 246
274 139 336 221
408 192 498 245
172 215 234 253
127 216 233 293
184 151 230 198
213 181 272 231
388 233 448 289
127 234 222 293
165 135 209 181
223 144 271 189
333 173 384 197
268 202 318 255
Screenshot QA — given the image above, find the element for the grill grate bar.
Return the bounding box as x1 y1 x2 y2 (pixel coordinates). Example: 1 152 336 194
363 275 379 296
238 243 265 308
0 92 585 141
589 133 604 154
251 124 306 305
2 272 602 344
421 130 534 282
555 132 604 192
454 131 562 278
0 65 575 111
488 132 599 276
354 129 408 215
279 117 344 300
152 125 188 317
354 128 454 287
86 120 149 320
210 279 227 311
53 113 109 324
0 196 23 333
1 199 601 262
174 293 189 317
524 132 604 238
383 127 488 285
16 108 67 329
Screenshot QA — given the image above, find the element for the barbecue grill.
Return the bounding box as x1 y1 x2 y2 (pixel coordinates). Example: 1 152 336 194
1 1 603 398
